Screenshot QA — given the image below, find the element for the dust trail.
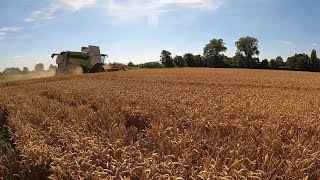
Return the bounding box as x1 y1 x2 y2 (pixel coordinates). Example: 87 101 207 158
0 70 56 82
70 66 84 75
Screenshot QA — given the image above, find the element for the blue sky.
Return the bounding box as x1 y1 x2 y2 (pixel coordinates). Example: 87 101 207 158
0 0 319 71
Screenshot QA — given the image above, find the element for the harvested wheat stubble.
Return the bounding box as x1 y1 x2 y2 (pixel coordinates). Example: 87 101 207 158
0 68 320 179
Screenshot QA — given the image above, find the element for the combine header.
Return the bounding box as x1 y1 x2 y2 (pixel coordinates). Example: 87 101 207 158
51 45 126 76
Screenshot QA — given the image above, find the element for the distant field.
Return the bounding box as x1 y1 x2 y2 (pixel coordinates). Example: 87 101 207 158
0 68 320 179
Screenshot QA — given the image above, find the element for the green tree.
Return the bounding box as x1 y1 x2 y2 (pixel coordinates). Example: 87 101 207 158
223 56 238 68
22 67 29 74
183 53 195 67
160 50 174 67
251 58 259 68
260 59 269 69
3 67 22 75
49 64 57 70
275 56 284 67
233 52 246 68
235 36 259 68
287 54 310 71
311 49 319 71
173 55 187 67
34 63 44 71
110 62 125 66
193 55 203 67
269 59 278 69
142 62 163 68
203 38 227 67
127 61 135 67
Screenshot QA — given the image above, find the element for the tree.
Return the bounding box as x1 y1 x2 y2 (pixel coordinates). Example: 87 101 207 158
275 56 284 67
311 49 319 71
160 50 174 67
233 52 246 68
260 59 269 69
3 67 22 75
22 67 29 74
127 61 135 67
235 36 259 68
173 55 187 67
251 57 260 68
223 56 238 68
140 62 162 68
193 55 203 67
110 62 125 66
183 53 195 67
286 54 310 71
49 64 57 70
269 59 278 69
203 38 227 67
35 63 44 71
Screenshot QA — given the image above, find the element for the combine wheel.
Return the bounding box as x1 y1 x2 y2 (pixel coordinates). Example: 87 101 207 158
92 64 105 73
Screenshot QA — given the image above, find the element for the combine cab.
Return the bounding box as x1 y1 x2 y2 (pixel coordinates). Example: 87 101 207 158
51 45 126 76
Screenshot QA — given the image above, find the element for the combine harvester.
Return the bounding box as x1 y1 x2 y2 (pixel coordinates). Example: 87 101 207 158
51 45 126 76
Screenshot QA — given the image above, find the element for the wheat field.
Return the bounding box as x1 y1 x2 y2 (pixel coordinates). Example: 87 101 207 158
0 68 319 179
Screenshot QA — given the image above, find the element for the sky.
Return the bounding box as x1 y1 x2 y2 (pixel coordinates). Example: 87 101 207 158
0 0 320 71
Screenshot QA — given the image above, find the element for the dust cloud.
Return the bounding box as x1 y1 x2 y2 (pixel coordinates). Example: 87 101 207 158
0 69 56 82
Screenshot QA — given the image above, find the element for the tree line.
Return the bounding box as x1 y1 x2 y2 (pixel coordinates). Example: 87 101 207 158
0 63 57 76
132 36 320 72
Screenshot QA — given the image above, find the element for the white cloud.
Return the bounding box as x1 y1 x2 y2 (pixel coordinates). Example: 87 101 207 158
281 41 293 45
25 0 96 23
0 27 20 32
12 56 23 59
156 0 225 9
104 0 226 27
312 43 318 47
0 27 20 40
59 0 96 11
24 0 225 27
24 5 59 22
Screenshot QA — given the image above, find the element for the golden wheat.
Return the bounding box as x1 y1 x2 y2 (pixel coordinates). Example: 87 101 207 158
0 68 319 179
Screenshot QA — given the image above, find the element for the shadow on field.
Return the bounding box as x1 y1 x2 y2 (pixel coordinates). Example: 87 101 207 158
124 110 151 145
0 109 13 153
